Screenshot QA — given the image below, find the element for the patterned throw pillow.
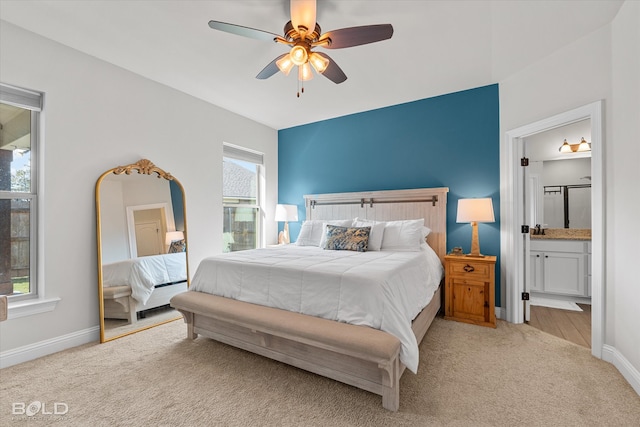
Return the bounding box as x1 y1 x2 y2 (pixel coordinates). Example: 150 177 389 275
323 225 371 252
168 239 186 253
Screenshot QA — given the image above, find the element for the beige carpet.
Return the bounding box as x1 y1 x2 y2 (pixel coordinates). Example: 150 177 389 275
1 317 639 426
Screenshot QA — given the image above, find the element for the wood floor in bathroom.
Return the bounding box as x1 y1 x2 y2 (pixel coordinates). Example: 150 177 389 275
528 304 592 348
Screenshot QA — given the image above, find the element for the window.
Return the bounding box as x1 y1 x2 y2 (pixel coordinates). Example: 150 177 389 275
0 83 42 299
222 143 263 252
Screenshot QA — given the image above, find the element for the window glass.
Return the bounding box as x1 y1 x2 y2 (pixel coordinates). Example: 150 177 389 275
0 85 40 298
223 156 260 252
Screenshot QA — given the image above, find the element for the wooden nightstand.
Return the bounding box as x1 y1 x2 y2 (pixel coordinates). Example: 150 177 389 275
444 254 497 328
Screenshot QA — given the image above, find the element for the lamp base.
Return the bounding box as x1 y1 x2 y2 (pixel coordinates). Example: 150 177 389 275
278 222 291 245
466 221 485 258
465 253 486 258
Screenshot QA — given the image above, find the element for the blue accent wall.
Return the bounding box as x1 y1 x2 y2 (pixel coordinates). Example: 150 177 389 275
278 84 501 305
170 180 185 232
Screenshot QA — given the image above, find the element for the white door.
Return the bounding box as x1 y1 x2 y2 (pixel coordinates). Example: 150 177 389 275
135 220 163 257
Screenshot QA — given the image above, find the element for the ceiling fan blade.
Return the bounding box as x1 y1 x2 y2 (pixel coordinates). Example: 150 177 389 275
290 0 316 33
314 52 347 84
320 24 393 49
256 53 288 80
208 21 280 42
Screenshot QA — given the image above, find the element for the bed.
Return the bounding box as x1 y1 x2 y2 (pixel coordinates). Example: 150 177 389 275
102 252 187 323
171 187 448 410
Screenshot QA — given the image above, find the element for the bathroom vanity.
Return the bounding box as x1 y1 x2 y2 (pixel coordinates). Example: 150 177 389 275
530 229 591 297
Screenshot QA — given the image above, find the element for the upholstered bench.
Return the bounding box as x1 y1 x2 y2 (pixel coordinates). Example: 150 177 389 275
102 285 136 324
170 290 403 411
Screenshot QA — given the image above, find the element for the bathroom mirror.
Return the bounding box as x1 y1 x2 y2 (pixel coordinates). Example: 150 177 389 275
96 159 189 342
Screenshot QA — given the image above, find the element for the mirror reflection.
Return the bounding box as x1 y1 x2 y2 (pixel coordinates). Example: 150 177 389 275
96 159 188 342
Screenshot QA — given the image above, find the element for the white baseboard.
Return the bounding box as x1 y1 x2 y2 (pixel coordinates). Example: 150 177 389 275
602 344 640 396
495 306 502 319
0 326 100 369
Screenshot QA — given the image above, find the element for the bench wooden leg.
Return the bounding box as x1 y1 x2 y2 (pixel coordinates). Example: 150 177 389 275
174 309 197 339
127 296 137 324
380 357 400 411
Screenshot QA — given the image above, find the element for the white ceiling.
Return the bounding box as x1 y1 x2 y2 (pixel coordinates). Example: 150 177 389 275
0 0 623 130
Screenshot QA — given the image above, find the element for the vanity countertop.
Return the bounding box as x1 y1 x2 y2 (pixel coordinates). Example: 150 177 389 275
530 228 591 241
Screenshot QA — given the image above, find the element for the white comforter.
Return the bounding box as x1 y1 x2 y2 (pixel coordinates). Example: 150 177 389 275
102 253 187 305
190 245 443 373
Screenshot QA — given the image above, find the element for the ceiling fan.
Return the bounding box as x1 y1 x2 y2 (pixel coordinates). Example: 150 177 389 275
208 0 393 96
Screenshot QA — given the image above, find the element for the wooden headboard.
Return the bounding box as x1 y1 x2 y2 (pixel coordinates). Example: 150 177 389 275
303 187 449 262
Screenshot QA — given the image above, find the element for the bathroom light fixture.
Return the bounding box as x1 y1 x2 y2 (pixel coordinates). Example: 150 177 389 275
456 198 495 257
559 137 591 153
576 137 591 152
559 139 573 153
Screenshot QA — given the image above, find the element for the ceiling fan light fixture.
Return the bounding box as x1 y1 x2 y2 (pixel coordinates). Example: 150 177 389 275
309 52 329 73
299 62 314 81
276 54 295 76
290 0 316 35
208 0 393 91
290 44 308 66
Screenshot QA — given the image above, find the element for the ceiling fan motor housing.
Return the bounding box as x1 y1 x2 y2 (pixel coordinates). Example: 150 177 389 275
283 21 322 44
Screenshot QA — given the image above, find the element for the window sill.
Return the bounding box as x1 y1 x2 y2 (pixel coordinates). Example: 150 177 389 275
8 297 61 320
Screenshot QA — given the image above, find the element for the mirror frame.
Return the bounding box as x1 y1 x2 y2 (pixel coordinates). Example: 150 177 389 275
95 159 189 343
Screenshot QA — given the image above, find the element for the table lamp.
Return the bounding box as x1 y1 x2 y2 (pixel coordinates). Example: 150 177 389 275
456 198 495 257
275 204 298 244
165 231 184 245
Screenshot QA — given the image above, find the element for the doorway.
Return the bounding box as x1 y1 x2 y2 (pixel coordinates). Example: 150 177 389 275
522 120 593 348
501 101 603 359
126 202 174 258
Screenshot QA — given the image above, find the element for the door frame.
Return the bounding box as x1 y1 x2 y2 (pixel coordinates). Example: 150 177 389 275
500 100 604 359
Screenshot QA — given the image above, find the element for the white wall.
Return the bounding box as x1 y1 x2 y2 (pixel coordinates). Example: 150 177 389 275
99 180 129 263
610 0 640 374
500 1 639 386
0 21 278 355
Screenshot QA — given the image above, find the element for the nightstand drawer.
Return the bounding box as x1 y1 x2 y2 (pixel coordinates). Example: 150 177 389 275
447 259 492 279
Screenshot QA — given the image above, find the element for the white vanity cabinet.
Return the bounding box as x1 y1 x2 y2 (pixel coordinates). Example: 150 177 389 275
530 239 590 297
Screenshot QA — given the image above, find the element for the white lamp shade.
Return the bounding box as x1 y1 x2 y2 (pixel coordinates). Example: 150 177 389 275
275 204 298 222
456 198 495 223
290 0 316 33
165 231 184 245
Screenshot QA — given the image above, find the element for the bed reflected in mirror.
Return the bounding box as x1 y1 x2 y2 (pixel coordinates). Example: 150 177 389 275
96 159 189 342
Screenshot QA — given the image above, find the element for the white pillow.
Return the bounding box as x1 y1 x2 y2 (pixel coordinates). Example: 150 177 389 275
422 226 432 242
353 219 386 251
318 220 355 248
295 220 326 246
380 218 425 252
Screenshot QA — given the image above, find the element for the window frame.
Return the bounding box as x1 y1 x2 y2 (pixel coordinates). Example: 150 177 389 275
222 143 264 251
0 83 41 303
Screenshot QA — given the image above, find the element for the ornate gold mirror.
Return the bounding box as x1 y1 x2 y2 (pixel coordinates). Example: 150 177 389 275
96 159 189 342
